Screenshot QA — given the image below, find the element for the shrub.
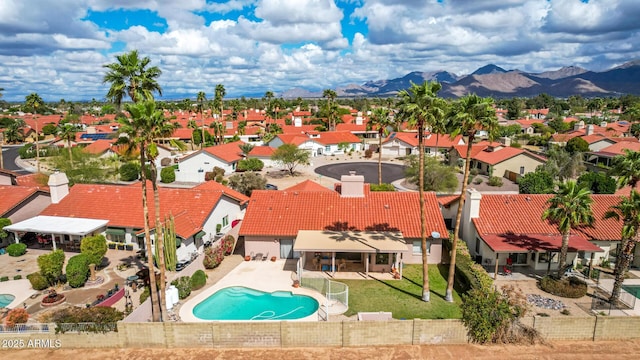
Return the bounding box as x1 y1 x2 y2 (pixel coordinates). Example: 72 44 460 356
4 308 29 328
473 178 483 185
80 234 107 266
364 149 373 158
45 306 124 334
139 286 150 304
488 176 504 187
171 276 192 300
237 158 264 172
119 162 140 181
13 275 22 280
37 250 66 286
190 270 207 290
444 235 493 291
66 253 90 288
470 168 479 176
222 235 235 256
6 243 27 257
370 183 396 191
160 166 176 183
0 276 7 282
203 246 225 269
539 276 587 298
27 272 49 290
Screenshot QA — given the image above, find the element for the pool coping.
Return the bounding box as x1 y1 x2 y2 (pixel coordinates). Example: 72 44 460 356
0 279 37 309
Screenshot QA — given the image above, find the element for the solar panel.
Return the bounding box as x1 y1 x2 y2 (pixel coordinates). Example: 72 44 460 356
80 133 112 140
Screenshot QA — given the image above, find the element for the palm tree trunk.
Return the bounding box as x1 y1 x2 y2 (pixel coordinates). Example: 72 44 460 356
418 122 430 302
201 112 206 149
0 141 4 169
152 167 167 319
558 232 570 273
446 134 475 302
140 148 161 322
435 133 440 160
609 237 635 303
378 130 383 185
35 117 40 173
67 139 73 167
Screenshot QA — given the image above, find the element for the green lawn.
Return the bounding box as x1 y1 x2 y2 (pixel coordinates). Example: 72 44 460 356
339 264 462 319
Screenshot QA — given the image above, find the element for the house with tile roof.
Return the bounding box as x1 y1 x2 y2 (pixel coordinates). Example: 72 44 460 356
175 141 245 182
30 173 248 261
586 141 640 168
247 146 277 168
0 184 51 248
268 131 363 157
239 173 448 275
380 132 465 158
458 189 635 277
449 141 546 181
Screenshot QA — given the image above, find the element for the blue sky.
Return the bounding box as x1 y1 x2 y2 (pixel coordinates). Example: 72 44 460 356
1 0 640 102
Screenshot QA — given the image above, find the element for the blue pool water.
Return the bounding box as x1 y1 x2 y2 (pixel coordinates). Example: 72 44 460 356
193 286 319 320
622 285 640 299
0 294 15 308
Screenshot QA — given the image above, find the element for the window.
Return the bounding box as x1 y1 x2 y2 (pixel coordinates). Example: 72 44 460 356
508 253 528 265
538 252 558 263
375 253 389 265
412 240 430 255
476 162 482 169
222 215 229 228
105 228 126 243
519 166 525 175
325 145 331 152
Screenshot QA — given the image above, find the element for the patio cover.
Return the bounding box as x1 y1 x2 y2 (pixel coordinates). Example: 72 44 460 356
5 215 109 236
481 233 603 253
293 230 409 253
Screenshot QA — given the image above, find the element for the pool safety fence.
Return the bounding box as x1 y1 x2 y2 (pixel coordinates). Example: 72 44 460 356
300 276 348 318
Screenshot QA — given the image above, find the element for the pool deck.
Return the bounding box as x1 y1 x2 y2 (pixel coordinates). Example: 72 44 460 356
0 279 37 309
179 259 327 322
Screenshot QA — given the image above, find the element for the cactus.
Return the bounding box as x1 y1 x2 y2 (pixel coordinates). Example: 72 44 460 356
163 214 177 272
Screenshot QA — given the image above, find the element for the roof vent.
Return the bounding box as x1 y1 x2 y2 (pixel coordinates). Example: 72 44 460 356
384 204 390 209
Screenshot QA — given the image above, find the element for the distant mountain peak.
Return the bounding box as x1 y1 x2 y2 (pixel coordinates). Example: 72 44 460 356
613 60 640 69
471 64 507 76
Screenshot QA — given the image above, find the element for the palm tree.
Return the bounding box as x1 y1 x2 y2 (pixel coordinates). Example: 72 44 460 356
367 107 394 185
57 123 77 167
25 93 44 173
196 92 207 149
603 190 640 303
323 89 337 131
542 180 595 273
103 50 163 109
4 119 25 144
264 91 274 120
446 94 498 302
210 121 225 145
239 143 255 157
187 120 198 149
610 149 640 190
214 84 226 120
397 81 445 302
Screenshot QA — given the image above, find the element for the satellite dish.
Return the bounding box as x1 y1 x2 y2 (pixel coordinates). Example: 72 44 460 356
431 231 441 239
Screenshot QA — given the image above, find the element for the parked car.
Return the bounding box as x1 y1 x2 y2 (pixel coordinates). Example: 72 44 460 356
265 183 278 190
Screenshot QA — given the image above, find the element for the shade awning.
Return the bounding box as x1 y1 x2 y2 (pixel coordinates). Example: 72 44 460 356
293 230 408 253
5 216 109 237
194 230 206 239
481 233 604 253
105 228 126 236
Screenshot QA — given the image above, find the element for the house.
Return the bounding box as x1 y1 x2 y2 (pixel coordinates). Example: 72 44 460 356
458 189 635 278
268 131 363 157
239 173 448 275
586 141 640 168
247 146 277 168
449 141 546 181
380 132 465 158
175 141 245 182
8 172 248 261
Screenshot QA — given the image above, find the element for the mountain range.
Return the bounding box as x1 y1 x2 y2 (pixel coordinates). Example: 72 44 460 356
280 60 640 99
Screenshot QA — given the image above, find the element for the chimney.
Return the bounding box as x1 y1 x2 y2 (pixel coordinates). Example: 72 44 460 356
294 116 302 127
460 188 482 252
340 171 365 198
600 121 607 128
226 121 233 129
586 124 595 136
574 120 585 131
500 136 511 147
355 115 363 125
48 171 69 204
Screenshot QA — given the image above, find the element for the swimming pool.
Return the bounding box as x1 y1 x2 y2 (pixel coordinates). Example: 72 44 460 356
0 294 15 308
192 286 319 320
622 285 640 299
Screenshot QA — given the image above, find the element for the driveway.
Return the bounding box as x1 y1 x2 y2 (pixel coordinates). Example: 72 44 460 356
315 162 406 184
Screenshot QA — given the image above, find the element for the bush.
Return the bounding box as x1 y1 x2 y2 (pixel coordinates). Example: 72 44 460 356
473 178 483 185
222 235 235 256
444 235 493 291
0 276 8 282
13 275 22 280
45 306 124 334
171 276 192 300
237 158 264 172
203 246 225 269
190 270 207 290
488 176 504 187
37 250 66 286
160 166 176 183
139 286 150 304
80 234 107 266
27 272 49 290
119 162 140 181
470 168 479 176
539 276 588 298
4 308 29 328
66 253 90 288
6 243 27 257
364 149 373 158
370 183 396 191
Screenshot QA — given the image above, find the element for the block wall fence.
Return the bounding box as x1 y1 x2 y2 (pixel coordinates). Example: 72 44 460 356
2 316 640 349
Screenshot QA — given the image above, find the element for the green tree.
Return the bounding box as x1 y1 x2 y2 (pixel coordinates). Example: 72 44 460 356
264 91 274 120
397 81 447 302
603 190 640 303
57 123 77 167
506 97 524 120
405 155 458 193
576 172 616 194
565 137 589 156
323 89 337 131
447 94 498 302
80 234 107 266
271 143 310 176
160 166 175 183
237 158 264 172
542 180 595 273
518 169 554 194
609 149 640 189
3 119 25 144
367 107 395 185
66 253 90 288
239 143 255 156
196 91 207 149
540 145 585 181
228 172 267 196
37 250 65 286
119 162 140 181
25 93 44 173
0 218 11 243
103 50 163 109
214 84 226 120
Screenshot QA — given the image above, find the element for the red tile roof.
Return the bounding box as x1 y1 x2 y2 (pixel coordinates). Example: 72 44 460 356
202 141 245 163
481 233 601 253
285 180 334 192
15 173 49 190
595 141 640 156
0 185 46 216
383 132 464 148
41 182 241 238
437 195 460 207
193 180 249 205
473 146 545 165
248 146 275 157
82 139 115 155
240 190 448 238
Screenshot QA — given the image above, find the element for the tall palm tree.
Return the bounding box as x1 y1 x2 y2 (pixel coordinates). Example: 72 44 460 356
57 123 77 167
603 190 640 303
4 119 25 144
542 180 595 273
397 81 445 302
196 91 207 149
323 89 337 131
210 121 225 145
103 50 163 109
610 149 640 190
25 93 44 173
367 107 394 185
264 91 274 120
214 84 226 120
446 94 498 302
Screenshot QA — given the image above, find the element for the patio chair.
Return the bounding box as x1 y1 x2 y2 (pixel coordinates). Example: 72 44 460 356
338 259 347 272
503 265 512 276
312 257 320 270
262 252 269 261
